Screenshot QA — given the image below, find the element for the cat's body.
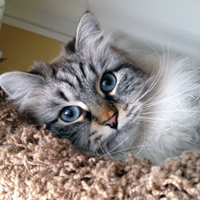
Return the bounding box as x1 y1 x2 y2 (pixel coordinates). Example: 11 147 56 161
1 12 200 164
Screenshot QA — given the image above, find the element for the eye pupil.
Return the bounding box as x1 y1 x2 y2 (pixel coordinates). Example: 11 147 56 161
100 72 116 93
60 106 81 122
103 79 112 87
65 109 74 118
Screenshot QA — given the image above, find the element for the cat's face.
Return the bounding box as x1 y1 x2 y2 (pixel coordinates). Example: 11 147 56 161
0 13 148 157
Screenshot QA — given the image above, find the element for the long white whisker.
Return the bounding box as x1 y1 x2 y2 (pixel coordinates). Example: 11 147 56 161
50 125 62 137
106 143 151 156
102 124 141 157
140 57 169 107
133 32 174 109
132 55 164 104
142 30 173 107
145 84 200 108
102 142 114 159
137 115 199 137
142 109 200 115
98 142 108 157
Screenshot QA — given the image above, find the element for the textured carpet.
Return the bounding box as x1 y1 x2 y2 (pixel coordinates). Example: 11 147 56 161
0 88 200 200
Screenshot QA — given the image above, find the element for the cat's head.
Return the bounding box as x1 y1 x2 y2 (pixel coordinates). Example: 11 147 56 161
0 12 148 157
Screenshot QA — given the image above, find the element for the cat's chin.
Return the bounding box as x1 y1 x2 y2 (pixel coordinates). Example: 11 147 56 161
96 123 140 160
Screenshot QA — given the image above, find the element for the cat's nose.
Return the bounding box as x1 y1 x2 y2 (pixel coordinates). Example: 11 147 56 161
102 112 118 129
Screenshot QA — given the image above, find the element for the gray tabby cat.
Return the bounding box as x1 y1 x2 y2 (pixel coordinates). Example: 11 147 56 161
1 12 200 164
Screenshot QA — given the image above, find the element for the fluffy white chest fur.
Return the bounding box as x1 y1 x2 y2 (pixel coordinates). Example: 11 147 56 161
114 55 200 164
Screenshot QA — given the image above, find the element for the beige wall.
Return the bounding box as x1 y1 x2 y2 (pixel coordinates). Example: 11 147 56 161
0 23 63 73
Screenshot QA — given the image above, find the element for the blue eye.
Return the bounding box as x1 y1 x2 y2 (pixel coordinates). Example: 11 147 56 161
100 72 116 93
60 106 82 122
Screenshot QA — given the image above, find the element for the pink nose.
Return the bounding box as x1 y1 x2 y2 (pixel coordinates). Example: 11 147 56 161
102 112 118 129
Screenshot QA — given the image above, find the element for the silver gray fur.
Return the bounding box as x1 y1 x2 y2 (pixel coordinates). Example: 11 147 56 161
1 12 200 164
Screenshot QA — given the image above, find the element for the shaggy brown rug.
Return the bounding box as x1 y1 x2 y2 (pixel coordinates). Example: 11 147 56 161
0 88 200 200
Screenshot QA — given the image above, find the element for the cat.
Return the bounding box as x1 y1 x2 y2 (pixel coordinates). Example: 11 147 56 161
1 12 200 164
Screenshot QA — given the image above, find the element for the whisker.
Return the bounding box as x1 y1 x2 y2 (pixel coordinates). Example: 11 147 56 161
132 55 166 106
132 33 174 109
142 109 200 115
106 141 153 157
137 115 199 137
98 141 107 157
144 84 200 108
50 124 63 138
102 142 114 159
107 126 139 156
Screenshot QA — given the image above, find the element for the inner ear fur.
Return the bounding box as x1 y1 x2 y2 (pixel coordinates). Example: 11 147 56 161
62 12 101 55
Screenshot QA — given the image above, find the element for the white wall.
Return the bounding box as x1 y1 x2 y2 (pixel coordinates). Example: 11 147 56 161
2 0 200 55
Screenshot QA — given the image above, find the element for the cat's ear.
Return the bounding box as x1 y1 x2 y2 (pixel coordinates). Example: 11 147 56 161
0 71 44 102
75 12 101 51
